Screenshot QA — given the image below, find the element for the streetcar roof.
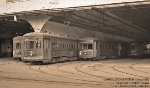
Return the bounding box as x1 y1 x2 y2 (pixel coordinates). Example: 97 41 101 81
79 37 97 41
23 32 51 37
13 36 23 39
79 37 119 42
23 32 76 40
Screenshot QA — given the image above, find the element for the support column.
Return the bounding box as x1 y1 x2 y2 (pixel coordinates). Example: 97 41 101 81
20 14 51 32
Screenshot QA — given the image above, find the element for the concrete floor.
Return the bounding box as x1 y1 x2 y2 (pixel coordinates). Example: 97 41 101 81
0 58 149 88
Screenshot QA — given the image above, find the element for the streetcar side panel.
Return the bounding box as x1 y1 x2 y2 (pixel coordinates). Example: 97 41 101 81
96 40 119 59
51 37 77 61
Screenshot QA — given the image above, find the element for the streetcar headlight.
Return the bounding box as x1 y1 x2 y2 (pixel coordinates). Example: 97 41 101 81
29 51 35 56
83 51 88 55
30 53 33 56
13 51 15 56
79 51 82 55
79 51 88 55
17 51 21 55
83 52 87 55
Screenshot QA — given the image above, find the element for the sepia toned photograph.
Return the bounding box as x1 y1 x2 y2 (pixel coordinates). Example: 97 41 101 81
0 0 150 88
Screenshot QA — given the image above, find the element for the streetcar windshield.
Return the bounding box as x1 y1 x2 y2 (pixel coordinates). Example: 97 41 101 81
82 43 87 49
88 44 93 49
16 43 21 50
36 41 41 49
25 40 42 50
24 40 35 49
81 43 93 50
29 41 34 49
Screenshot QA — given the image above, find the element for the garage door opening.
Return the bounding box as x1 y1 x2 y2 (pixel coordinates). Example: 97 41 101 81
0 19 34 58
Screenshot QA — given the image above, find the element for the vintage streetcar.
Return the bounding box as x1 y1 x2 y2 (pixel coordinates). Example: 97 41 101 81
78 37 126 60
21 32 78 64
13 36 23 61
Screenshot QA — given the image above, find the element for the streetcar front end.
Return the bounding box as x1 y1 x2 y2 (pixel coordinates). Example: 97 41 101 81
22 37 44 64
78 39 95 60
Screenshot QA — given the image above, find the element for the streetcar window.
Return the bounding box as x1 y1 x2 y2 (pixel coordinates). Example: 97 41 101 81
60 43 63 50
68 44 70 50
100 44 102 49
52 43 57 50
44 39 50 49
29 41 34 49
62 44 65 49
82 43 87 49
66 44 68 50
67 44 69 50
64 44 67 50
16 43 21 49
36 41 41 49
131 45 135 50
88 44 93 49
25 41 27 49
71 44 74 50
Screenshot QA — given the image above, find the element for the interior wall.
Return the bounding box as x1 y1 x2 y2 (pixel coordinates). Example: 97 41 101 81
0 38 12 57
0 39 1 57
0 19 34 58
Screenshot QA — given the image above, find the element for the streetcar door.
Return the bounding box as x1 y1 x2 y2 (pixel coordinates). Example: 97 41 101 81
43 38 51 59
93 41 97 57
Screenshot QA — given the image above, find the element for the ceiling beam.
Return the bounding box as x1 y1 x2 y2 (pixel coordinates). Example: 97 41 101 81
67 11 146 38
64 12 144 40
92 8 149 33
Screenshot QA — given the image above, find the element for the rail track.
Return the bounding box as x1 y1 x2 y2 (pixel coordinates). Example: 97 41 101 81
112 59 150 78
28 64 105 87
0 58 150 88
129 59 150 75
